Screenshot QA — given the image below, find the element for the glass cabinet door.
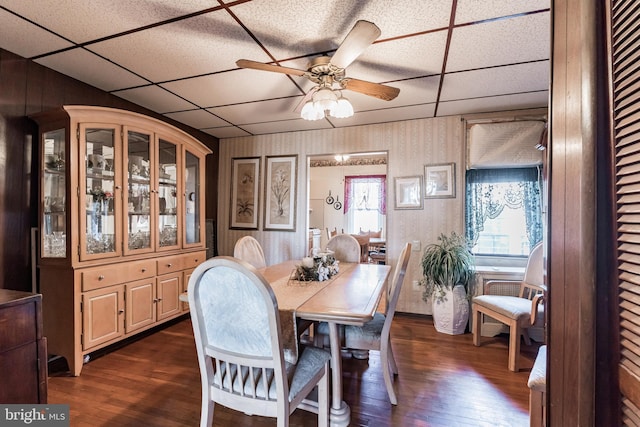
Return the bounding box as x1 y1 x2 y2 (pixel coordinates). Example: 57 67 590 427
80 125 120 260
42 128 67 258
157 138 179 249
184 149 201 246
125 129 153 254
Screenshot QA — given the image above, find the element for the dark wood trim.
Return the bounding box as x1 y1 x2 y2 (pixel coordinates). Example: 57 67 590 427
549 0 593 425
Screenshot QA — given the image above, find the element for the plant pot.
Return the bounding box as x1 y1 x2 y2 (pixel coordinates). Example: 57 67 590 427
432 284 469 335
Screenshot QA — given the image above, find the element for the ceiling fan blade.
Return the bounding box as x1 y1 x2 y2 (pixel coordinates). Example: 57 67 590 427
331 20 381 70
236 59 307 77
342 78 400 101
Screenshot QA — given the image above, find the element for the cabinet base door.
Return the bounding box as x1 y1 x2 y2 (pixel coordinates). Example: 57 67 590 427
82 286 124 350
126 279 156 333
157 273 181 321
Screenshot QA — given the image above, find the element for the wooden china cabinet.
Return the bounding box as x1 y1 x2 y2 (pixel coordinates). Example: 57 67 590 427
31 106 211 376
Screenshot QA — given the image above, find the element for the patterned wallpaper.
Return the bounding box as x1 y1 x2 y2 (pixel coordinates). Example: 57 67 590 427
218 116 465 315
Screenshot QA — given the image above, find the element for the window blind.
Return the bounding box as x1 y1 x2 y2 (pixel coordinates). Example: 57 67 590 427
467 120 546 169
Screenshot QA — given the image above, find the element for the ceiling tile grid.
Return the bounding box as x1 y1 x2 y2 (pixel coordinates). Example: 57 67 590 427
0 0 550 139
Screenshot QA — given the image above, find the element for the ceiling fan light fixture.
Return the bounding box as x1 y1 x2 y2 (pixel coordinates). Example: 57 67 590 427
313 87 338 112
330 95 354 118
301 100 325 120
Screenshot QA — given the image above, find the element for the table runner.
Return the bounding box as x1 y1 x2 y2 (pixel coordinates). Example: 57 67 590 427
271 262 357 364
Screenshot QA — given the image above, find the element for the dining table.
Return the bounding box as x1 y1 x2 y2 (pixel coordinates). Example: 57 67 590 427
258 259 391 427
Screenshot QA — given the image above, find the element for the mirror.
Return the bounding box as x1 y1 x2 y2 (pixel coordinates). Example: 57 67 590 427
308 151 388 251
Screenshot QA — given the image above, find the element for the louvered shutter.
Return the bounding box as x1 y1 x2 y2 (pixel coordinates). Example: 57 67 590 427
611 0 640 423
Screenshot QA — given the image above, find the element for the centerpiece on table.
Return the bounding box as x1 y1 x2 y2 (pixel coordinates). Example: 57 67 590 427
292 251 339 282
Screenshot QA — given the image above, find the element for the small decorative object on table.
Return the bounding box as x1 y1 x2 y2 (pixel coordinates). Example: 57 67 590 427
292 251 339 282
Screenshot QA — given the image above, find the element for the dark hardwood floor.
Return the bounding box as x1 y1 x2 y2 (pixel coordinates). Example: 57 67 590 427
47 314 541 426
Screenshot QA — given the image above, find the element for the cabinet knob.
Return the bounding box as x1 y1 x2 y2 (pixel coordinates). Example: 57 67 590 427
98 275 105 280
157 298 162 302
115 185 121 190
195 259 198 263
167 263 172 267
118 309 124 314
142 268 147 272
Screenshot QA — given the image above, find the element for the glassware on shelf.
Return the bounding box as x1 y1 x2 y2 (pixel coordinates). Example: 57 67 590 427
41 128 67 259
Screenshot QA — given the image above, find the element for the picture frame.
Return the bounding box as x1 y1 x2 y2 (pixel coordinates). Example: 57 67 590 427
230 157 260 230
424 162 456 199
394 176 424 209
264 155 297 231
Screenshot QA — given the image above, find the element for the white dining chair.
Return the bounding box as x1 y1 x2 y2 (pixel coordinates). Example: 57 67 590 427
233 235 267 269
326 234 361 263
188 256 331 427
343 242 411 405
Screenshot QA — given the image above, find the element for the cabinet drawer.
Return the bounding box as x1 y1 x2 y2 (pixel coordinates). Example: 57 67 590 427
81 265 123 291
182 251 206 270
157 255 184 275
0 303 36 352
124 260 156 281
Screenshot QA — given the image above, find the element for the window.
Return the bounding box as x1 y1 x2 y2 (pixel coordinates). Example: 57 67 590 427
465 168 543 256
344 175 386 234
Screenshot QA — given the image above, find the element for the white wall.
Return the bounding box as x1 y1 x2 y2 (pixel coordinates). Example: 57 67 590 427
218 116 465 315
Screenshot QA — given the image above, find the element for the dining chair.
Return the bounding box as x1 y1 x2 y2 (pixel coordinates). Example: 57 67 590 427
326 234 361 263
343 242 411 405
325 227 338 241
350 234 371 263
188 256 331 427
233 235 267 269
471 242 545 372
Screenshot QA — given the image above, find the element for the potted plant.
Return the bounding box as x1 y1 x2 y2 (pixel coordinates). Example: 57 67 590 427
420 231 475 335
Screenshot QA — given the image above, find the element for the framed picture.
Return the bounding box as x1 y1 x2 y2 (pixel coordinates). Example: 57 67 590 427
394 176 424 209
424 162 456 199
230 157 260 230
264 155 297 231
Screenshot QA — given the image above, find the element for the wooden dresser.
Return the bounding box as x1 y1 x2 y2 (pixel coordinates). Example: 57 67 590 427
0 289 47 403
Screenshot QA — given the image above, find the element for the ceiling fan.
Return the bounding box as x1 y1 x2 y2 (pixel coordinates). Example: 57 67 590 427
236 20 400 119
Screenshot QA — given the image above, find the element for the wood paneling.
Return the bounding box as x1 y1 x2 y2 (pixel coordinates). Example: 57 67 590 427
0 49 219 292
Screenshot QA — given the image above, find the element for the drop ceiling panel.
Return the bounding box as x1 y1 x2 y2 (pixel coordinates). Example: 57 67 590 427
446 12 550 72
240 118 334 136
440 62 549 101
208 98 304 125
437 91 549 117
89 10 271 82
0 0 218 43
112 85 196 114
0 1 551 138
201 126 251 139
0 9 72 57
346 31 448 83
332 104 436 128
163 109 229 130
162 69 304 108
36 49 148 91
455 0 550 24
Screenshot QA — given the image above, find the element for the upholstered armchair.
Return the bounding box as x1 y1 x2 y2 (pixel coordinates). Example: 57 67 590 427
471 242 545 372
188 256 331 426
